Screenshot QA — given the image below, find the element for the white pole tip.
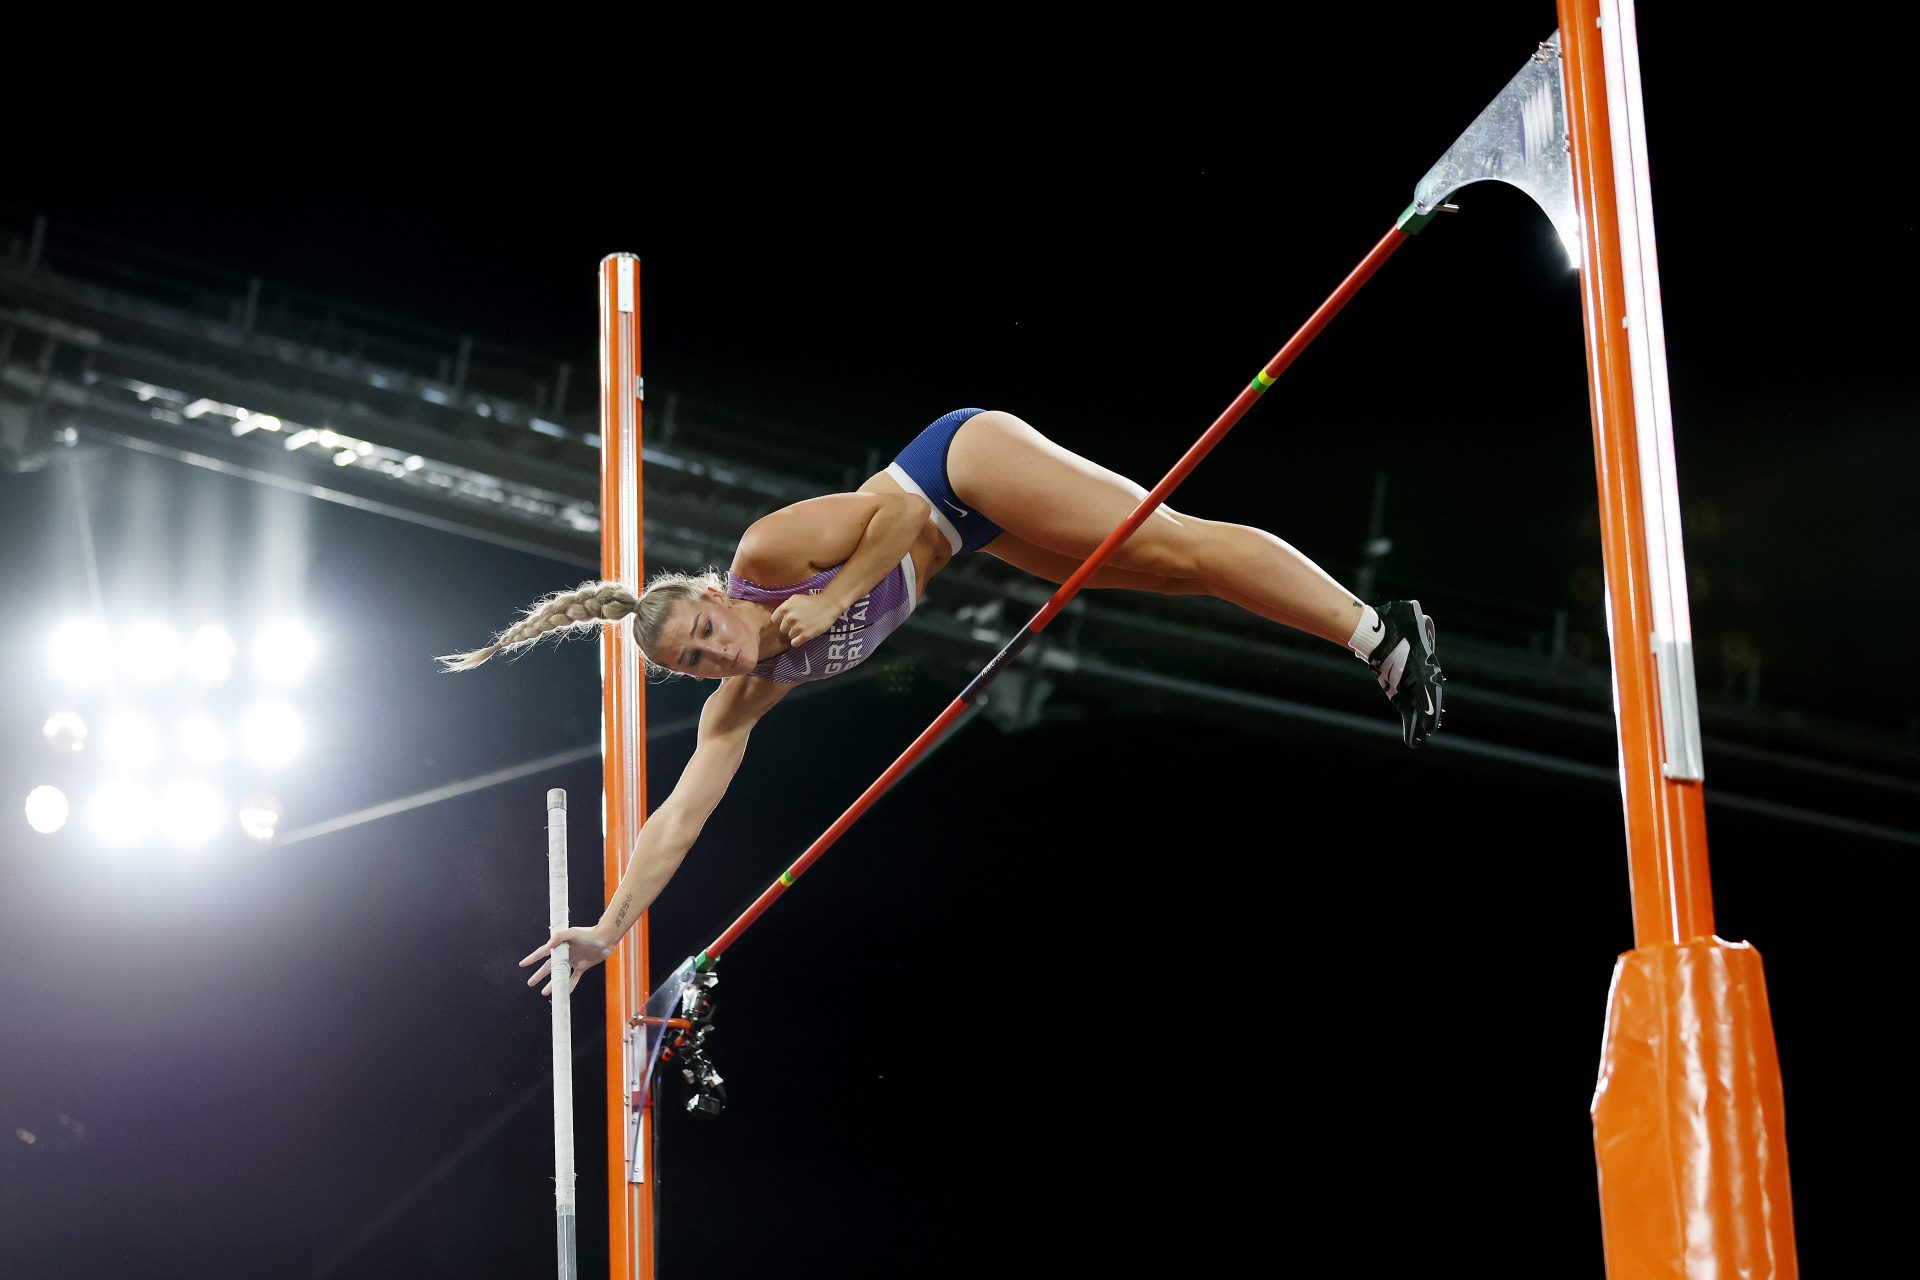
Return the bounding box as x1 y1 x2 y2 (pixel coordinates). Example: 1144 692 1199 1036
547 788 567 809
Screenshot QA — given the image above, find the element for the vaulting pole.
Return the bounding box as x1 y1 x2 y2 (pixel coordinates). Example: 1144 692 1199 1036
546 788 579 1280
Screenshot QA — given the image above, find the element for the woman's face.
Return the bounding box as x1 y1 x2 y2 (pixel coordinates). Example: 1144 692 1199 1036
655 589 756 679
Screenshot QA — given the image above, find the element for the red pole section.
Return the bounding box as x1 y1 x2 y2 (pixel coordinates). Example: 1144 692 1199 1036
1033 223 1414 633
701 225 1414 966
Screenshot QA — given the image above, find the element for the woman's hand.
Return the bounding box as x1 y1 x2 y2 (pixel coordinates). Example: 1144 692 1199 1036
769 592 843 647
521 923 616 998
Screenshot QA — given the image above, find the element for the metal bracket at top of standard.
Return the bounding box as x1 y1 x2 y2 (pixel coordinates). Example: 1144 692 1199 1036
1411 32 1580 268
625 954 704 1183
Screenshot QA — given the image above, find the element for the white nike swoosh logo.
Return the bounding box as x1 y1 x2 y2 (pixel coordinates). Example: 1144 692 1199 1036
1377 640 1409 699
942 498 970 518
797 652 811 675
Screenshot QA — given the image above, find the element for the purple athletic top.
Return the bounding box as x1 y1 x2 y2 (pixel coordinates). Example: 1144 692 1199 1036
724 555 918 684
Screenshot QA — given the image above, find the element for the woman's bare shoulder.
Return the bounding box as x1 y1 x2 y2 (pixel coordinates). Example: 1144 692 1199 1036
734 494 884 581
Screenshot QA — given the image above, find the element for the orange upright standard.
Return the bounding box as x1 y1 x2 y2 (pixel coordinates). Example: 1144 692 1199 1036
597 254 656 1280
1555 2 1798 1275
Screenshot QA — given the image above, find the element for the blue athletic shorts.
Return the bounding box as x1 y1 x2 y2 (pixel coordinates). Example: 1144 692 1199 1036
885 407 1006 556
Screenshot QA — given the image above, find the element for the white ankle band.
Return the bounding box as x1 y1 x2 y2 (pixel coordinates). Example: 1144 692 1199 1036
1349 605 1384 660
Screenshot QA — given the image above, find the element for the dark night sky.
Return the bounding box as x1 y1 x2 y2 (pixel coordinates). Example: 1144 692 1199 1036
3 9 1915 1278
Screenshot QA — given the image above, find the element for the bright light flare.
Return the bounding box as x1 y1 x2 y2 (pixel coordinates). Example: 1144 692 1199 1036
25 786 69 834
160 781 226 848
185 626 236 683
101 712 162 770
254 622 318 685
89 782 154 845
123 621 182 683
241 702 304 768
50 621 113 685
179 714 230 765
42 712 87 754
239 793 282 842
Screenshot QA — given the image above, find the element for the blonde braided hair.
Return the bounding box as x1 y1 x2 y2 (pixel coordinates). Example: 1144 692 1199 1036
437 569 725 675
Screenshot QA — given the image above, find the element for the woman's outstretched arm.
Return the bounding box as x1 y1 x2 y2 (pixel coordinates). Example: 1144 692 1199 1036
521 674 790 995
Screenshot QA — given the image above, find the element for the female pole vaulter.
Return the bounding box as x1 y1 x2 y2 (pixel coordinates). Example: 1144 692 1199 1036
439 407 1444 996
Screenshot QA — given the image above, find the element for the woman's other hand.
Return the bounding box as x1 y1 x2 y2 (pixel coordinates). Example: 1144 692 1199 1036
769 592 842 647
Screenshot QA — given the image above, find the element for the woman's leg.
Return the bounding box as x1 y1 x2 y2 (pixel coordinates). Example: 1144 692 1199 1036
949 410 1365 647
980 532 1332 637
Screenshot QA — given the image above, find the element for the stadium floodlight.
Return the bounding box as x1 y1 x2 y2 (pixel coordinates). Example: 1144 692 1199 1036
254 622 318 685
241 702 304 768
25 786 69 834
50 621 113 686
185 626 236 684
100 711 162 770
238 793 282 842
42 712 87 754
179 714 231 765
160 781 226 848
123 621 183 683
89 781 154 845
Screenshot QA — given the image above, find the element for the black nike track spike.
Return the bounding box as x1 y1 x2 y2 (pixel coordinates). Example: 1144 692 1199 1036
1364 600 1445 749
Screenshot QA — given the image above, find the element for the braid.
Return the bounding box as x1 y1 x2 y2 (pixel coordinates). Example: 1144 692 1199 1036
438 569 726 674
436 580 640 671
